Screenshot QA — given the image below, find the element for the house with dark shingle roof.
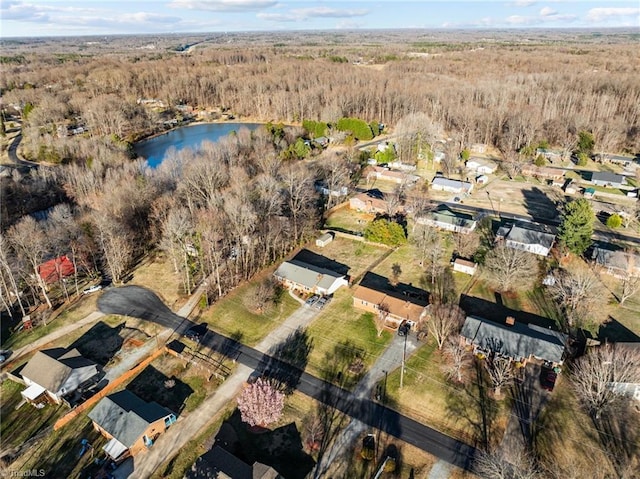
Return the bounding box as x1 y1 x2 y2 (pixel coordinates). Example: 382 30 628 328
186 445 281 479
88 390 176 462
273 260 348 296
460 316 567 366
592 246 640 278
20 348 100 406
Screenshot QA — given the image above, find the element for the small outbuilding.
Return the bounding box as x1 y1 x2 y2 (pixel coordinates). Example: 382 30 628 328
315 232 334 248
452 258 478 276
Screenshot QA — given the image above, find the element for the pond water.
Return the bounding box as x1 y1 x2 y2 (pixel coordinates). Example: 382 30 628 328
134 122 261 168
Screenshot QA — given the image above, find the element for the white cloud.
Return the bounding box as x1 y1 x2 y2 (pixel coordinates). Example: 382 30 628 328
586 7 640 23
169 0 277 12
290 7 369 19
258 6 369 23
539 6 557 17
509 0 537 7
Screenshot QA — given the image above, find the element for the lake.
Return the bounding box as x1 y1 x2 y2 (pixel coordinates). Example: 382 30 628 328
134 122 261 168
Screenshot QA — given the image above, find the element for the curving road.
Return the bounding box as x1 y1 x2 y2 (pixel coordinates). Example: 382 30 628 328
6 132 40 170
98 286 478 472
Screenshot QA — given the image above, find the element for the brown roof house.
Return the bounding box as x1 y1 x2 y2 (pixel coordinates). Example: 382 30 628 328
349 191 397 215
20 348 100 406
353 285 428 329
88 390 177 463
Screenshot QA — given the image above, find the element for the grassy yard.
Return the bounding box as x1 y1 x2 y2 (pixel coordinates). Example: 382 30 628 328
0 380 66 452
128 253 187 310
10 413 108 479
305 288 393 385
371 242 427 288
324 206 374 233
201 278 300 346
599 273 640 341
382 337 510 449
305 236 388 282
1 294 98 351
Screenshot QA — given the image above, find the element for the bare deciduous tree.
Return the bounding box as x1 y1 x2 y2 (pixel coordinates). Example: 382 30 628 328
484 355 515 398
549 265 604 330
374 303 390 337
484 245 538 292
424 303 465 350
413 225 446 284
237 378 285 428
571 344 640 420
474 448 541 479
443 335 471 383
620 273 640 306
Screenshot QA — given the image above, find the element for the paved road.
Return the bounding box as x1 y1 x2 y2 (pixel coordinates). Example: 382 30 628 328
99 286 478 474
6 132 40 170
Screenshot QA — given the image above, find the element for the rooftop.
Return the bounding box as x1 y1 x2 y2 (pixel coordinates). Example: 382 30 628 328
21 348 96 393
274 260 346 292
505 223 556 249
460 315 567 363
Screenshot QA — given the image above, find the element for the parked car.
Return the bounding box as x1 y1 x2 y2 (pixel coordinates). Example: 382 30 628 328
305 295 320 307
361 434 375 460
540 369 558 392
82 285 102 295
184 323 208 343
314 296 332 309
397 320 412 336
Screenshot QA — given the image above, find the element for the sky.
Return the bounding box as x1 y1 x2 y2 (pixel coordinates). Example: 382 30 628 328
1 0 639 37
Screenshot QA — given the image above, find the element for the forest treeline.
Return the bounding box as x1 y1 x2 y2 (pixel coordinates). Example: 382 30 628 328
0 37 639 318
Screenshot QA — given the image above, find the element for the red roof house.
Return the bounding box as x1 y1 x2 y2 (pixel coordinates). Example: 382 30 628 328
38 256 75 284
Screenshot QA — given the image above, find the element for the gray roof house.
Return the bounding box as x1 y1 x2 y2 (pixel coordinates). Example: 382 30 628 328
89 390 176 461
497 223 556 257
431 177 473 194
415 208 477 234
460 316 567 365
186 445 281 479
591 171 625 188
592 246 640 278
21 348 100 405
274 260 348 295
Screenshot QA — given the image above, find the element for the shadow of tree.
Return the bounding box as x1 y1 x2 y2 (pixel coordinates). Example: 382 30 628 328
68 321 125 366
256 327 313 394
445 360 499 449
592 403 640 476
126 365 194 415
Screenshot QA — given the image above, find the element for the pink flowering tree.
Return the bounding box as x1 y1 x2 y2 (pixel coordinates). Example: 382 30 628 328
237 378 285 428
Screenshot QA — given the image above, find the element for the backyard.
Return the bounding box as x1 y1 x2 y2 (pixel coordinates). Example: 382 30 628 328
324 206 375 234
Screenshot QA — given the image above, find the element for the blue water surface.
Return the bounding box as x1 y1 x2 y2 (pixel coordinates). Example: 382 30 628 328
134 123 261 168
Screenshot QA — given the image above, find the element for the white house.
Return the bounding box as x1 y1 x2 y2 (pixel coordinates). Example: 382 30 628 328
415 208 477 234
466 158 497 174
452 258 478 275
497 223 556 257
274 260 348 295
431 177 473 194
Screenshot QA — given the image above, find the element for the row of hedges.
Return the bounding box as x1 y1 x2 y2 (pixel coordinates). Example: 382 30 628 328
303 117 381 142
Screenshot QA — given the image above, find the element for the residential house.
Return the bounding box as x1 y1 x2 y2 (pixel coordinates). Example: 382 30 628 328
452 258 478 276
315 232 334 248
496 222 556 257
433 151 445 163
353 285 428 329
349 191 396 215
21 348 100 406
431 177 474 194
37 255 75 285
388 160 417 172
366 166 419 184
187 445 281 479
520 165 565 181
597 154 637 168
591 172 625 188
470 144 487 154
89 390 176 463
592 246 640 278
273 260 348 296
415 208 477 234
460 316 567 366
314 180 348 197
536 148 563 163
314 137 330 148
466 158 497 175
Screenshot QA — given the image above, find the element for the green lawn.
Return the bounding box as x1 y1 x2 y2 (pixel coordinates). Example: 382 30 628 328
305 289 392 385
0 380 67 451
325 206 374 233
371 242 427 288
383 339 510 448
202 280 300 346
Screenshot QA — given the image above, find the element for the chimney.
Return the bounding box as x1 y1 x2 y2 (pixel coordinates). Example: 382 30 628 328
505 316 515 326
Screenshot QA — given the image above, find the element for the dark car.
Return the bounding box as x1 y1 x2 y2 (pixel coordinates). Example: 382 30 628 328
540 369 558 392
361 434 376 460
314 296 332 309
397 320 411 336
184 323 208 343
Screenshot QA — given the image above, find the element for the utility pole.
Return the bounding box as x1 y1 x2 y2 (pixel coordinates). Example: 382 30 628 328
400 333 407 389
